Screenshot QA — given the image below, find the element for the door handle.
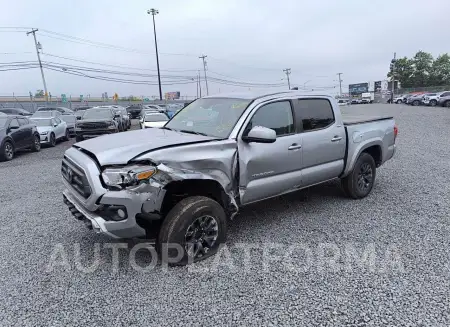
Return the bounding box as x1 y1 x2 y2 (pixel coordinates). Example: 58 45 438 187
331 136 342 142
288 143 302 150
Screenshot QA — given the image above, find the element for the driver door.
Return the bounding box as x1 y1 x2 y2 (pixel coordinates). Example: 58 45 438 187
237 100 303 205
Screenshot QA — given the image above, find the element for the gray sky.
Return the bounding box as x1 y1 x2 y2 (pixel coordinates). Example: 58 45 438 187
1 0 449 98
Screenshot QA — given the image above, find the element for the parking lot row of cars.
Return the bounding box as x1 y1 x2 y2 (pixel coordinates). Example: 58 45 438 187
393 91 450 107
0 102 185 162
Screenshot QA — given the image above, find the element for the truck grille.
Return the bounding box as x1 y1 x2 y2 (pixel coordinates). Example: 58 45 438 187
61 156 92 198
78 122 109 129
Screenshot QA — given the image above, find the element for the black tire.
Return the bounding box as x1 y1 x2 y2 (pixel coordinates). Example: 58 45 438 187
30 134 41 152
75 135 84 142
413 100 419 106
396 99 402 104
430 99 437 107
445 101 450 108
341 152 376 199
0 141 14 161
158 196 227 266
49 133 56 147
63 129 70 141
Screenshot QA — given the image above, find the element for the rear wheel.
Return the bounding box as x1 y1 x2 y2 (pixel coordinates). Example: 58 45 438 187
341 152 376 199
158 196 227 266
0 141 14 161
49 133 56 147
396 99 402 104
430 99 437 107
445 101 450 108
63 129 70 141
31 135 41 152
413 100 419 106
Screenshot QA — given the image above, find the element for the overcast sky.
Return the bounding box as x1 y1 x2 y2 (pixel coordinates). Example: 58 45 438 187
1 0 449 98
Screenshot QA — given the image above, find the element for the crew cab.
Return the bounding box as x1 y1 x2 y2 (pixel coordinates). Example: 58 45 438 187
61 91 397 265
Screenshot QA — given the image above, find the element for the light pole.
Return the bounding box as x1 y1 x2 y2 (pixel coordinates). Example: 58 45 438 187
147 8 163 100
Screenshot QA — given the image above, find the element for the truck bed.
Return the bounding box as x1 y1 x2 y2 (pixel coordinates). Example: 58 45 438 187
342 114 393 126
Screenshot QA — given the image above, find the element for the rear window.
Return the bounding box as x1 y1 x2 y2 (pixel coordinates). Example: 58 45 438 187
295 99 335 132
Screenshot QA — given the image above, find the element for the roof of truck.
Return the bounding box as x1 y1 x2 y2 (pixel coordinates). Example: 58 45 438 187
202 90 332 101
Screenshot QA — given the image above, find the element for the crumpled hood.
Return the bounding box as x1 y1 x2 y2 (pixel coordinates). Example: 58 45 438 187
36 126 52 134
74 128 218 166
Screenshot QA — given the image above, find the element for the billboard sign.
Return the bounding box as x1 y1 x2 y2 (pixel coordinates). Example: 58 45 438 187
374 81 382 92
165 91 181 100
349 83 369 95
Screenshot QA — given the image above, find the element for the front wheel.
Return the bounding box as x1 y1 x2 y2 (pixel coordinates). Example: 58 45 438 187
341 152 376 199
31 135 41 152
396 99 402 104
430 99 437 107
445 101 450 108
158 196 227 266
49 133 56 147
0 141 14 161
413 100 419 106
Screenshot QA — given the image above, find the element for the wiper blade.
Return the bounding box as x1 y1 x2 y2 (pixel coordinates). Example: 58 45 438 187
161 126 174 131
178 129 208 136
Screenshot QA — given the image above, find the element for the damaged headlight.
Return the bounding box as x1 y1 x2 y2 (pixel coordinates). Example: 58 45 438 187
102 165 157 188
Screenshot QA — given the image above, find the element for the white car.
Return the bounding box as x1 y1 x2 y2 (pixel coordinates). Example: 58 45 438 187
31 117 69 146
423 92 449 107
140 112 169 129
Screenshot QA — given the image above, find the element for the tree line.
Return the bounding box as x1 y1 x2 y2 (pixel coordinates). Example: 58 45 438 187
388 51 450 88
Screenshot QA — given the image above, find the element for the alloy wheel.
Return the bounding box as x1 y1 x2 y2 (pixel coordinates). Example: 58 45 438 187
34 136 41 150
184 215 219 259
5 143 13 160
357 163 373 192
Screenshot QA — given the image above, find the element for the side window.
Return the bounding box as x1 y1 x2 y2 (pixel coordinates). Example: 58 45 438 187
18 118 28 126
9 118 20 128
295 99 335 132
54 117 61 124
441 92 450 97
245 101 294 136
57 108 65 113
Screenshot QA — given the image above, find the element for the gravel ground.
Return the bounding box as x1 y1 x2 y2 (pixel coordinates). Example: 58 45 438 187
1 105 450 326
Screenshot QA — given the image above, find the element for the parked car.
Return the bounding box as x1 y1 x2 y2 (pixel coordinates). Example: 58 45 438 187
75 107 120 142
0 108 32 116
406 93 426 106
0 115 41 161
438 94 450 107
59 114 77 137
31 110 61 119
61 91 397 265
337 99 349 106
112 106 131 130
73 106 92 119
140 112 169 129
435 91 450 107
125 104 143 119
31 117 69 146
422 93 441 106
350 98 360 104
36 106 74 115
393 95 405 104
94 106 127 131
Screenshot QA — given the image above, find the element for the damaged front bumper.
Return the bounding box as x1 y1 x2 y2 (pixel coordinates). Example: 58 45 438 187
62 147 166 239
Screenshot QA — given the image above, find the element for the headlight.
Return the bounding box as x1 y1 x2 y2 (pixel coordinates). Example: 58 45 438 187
102 165 157 188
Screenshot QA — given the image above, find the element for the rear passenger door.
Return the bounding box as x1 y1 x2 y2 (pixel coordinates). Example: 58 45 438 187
238 100 303 204
294 98 346 186
18 117 33 144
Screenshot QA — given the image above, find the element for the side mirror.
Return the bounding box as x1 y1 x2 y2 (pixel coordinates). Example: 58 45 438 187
53 124 58 127
242 126 276 143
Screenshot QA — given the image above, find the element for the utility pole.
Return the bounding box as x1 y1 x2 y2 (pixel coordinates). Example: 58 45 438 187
283 68 291 89
199 55 209 95
390 52 396 104
337 73 343 96
26 29 48 102
147 9 163 100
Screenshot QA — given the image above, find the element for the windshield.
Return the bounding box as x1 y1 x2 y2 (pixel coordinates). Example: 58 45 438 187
61 116 76 123
31 119 52 126
165 98 251 138
83 109 113 119
0 117 7 128
37 107 58 112
145 114 169 122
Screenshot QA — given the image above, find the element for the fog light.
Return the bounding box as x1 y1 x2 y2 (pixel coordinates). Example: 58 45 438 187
117 209 126 219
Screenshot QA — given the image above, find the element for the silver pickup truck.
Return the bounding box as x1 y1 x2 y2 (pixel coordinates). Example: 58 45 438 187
61 91 397 265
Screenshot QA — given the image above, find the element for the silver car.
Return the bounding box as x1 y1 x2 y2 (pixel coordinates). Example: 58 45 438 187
31 117 69 146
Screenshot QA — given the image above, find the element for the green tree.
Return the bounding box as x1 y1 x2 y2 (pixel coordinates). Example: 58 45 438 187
430 54 450 86
410 51 434 87
35 89 44 98
388 57 415 88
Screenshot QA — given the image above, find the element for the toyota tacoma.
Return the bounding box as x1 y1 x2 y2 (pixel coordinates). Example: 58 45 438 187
62 91 397 265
